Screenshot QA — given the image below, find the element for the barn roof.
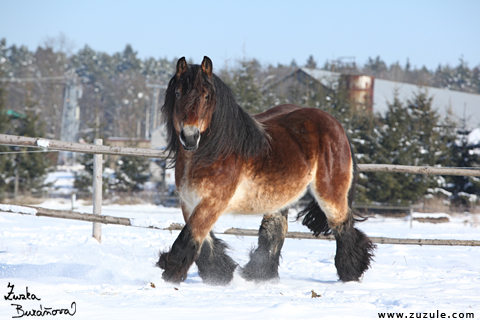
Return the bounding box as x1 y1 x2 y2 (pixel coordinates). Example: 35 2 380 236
296 68 480 129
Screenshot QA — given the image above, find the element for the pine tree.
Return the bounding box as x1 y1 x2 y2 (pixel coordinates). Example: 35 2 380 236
407 90 440 166
111 156 149 193
349 110 381 203
7 100 51 194
73 153 94 193
370 94 412 203
363 93 427 204
73 152 109 195
363 56 388 77
0 85 12 196
305 55 317 69
435 107 458 168
229 59 264 114
445 125 480 210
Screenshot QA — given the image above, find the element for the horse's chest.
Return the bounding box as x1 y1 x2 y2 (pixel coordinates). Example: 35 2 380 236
177 175 202 215
178 186 202 216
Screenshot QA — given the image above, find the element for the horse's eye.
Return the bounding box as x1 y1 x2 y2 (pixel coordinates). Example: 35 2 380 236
175 91 180 98
205 94 209 100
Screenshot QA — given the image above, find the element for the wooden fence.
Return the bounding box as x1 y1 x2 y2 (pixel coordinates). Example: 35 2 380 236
1 204 479 247
1 134 479 176
1 133 479 246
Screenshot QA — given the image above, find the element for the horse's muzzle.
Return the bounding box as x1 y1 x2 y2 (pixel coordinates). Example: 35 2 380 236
179 125 201 151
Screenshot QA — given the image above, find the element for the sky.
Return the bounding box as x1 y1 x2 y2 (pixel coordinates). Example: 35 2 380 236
1 0 479 71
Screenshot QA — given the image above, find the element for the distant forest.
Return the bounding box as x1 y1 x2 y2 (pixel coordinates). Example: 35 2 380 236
0 38 479 208
1 37 479 141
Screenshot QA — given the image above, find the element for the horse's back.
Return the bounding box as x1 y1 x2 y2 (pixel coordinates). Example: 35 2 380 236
264 107 351 156
254 104 302 123
256 105 350 153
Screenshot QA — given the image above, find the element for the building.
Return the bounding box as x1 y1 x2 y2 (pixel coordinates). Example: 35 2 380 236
269 68 480 129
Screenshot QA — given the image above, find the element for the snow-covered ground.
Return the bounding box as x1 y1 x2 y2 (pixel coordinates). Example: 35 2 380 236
1 199 479 319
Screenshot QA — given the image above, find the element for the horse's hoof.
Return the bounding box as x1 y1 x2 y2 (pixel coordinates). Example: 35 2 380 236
157 251 188 284
161 270 187 284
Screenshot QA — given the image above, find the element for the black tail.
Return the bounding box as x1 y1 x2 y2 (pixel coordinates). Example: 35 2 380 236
296 199 331 236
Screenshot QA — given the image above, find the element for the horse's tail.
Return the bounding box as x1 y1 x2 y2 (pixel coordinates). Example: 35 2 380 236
347 140 368 223
296 198 331 236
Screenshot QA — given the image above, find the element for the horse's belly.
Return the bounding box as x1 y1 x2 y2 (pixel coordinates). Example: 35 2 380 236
225 175 311 214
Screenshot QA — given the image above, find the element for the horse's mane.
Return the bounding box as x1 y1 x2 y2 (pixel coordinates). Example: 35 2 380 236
161 65 271 168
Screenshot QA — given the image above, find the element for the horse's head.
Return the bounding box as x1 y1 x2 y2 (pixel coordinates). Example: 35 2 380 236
169 56 216 151
162 55 270 167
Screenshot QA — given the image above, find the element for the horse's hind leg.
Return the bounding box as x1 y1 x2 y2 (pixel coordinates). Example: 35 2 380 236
240 209 288 282
298 189 376 281
195 231 237 285
332 215 376 281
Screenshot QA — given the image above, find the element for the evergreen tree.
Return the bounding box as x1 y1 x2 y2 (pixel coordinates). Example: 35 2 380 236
73 152 109 195
0 85 12 195
363 56 388 77
111 156 149 193
229 59 264 113
73 153 94 193
6 100 51 194
349 110 382 203
305 55 317 69
407 90 440 166
445 126 480 210
363 93 427 204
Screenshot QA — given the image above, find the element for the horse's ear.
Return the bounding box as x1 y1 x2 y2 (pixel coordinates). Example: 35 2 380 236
176 57 188 78
201 56 213 77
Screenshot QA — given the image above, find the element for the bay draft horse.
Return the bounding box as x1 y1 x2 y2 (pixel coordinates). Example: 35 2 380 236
157 56 376 285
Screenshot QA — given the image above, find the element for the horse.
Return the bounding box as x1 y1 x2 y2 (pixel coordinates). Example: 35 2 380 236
156 56 376 285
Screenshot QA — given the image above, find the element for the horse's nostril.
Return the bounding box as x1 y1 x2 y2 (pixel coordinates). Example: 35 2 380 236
180 129 187 143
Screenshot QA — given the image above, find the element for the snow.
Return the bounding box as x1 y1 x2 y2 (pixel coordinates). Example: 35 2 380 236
0 204 37 215
36 139 50 148
1 199 479 319
469 128 480 145
44 169 78 195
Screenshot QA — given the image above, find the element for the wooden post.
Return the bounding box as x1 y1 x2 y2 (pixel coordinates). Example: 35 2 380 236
71 193 76 210
14 168 19 200
92 139 103 242
409 206 413 229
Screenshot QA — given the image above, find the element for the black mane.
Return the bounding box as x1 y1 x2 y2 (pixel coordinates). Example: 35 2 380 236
161 65 271 168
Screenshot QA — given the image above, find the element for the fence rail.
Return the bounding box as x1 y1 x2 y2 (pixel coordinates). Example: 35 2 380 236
359 164 480 177
1 134 479 176
1 132 480 247
1 204 479 247
0 134 167 158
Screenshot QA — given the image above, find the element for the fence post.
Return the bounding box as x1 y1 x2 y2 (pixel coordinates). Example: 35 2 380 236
92 139 103 243
71 193 77 210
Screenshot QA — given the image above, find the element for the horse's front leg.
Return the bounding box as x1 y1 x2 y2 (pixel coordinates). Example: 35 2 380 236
156 199 228 284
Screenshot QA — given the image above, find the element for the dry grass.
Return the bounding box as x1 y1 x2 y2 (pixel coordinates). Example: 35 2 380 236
106 195 148 205
417 195 480 214
1 195 45 206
